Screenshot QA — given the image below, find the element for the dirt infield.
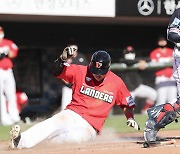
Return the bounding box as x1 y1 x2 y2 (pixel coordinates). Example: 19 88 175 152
1 129 180 154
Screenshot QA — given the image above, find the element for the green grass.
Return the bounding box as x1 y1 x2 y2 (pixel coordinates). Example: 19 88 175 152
104 114 180 133
0 123 34 141
1 114 180 141
104 114 148 133
0 126 11 141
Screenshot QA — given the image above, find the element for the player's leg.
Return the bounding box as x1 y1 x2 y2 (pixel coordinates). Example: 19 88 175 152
49 110 97 143
133 84 157 100
131 84 157 113
1 93 14 125
61 86 72 110
155 84 168 106
140 85 157 113
11 110 86 148
130 87 138 99
173 57 180 97
144 102 180 142
0 69 12 125
167 83 177 103
50 127 96 144
4 69 20 123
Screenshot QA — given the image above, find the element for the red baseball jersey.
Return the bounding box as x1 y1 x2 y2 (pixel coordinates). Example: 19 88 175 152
0 38 18 69
150 47 173 78
56 64 135 132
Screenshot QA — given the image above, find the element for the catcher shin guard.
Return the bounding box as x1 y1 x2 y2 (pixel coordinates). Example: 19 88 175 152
144 119 158 142
154 103 176 130
144 103 177 142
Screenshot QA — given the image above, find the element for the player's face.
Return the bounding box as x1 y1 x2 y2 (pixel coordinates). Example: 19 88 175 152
0 31 4 40
158 40 167 47
92 73 106 81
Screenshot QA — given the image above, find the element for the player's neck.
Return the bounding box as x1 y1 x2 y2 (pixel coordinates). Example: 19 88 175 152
93 77 104 86
159 47 166 52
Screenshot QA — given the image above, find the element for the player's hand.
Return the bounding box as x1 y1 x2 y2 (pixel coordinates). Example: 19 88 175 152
0 46 9 55
138 60 147 70
0 53 6 60
127 118 140 130
60 47 77 61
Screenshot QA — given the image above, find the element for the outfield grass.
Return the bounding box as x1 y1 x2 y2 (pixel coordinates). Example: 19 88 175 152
104 114 180 133
0 114 180 141
0 123 34 141
104 114 148 133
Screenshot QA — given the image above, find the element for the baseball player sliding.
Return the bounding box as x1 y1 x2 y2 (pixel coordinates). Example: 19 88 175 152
0 26 20 125
9 46 140 149
144 8 180 143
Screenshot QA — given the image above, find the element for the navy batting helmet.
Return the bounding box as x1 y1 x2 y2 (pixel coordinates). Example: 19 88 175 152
89 50 111 75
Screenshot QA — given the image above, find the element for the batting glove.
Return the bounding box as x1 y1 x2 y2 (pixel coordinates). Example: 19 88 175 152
60 46 77 61
127 118 140 130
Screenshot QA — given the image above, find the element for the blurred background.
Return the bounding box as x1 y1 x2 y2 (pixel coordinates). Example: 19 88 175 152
0 0 177 120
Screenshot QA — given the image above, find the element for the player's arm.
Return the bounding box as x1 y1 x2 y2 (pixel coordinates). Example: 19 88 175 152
0 46 10 60
52 46 77 76
167 9 180 43
116 79 140 130
167 25 180 43
0 41 18 60
52 58 65 76
144 100 180 142
0 52 7 60
8 42 19 58
122 106 140 130
123 106 134 119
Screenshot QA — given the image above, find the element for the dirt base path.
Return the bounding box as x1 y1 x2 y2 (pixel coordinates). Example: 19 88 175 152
1 129 180 154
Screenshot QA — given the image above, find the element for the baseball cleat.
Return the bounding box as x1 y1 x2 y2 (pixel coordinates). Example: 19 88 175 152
9 125 21 149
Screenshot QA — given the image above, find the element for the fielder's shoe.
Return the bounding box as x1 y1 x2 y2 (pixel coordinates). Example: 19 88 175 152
9 125 21 149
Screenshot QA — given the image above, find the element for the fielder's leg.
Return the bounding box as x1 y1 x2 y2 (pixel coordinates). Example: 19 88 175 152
144 101 179 143
4 69 20 123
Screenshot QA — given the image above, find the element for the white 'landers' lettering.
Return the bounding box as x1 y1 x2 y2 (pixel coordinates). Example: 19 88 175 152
80 85 113 103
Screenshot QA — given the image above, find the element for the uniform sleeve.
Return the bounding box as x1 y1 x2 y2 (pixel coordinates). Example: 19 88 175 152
167 8 180 44
9 40 19 57
115 79 135 108
56 64 77 84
